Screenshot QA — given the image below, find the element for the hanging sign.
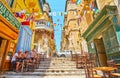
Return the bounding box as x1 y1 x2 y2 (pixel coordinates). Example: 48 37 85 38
0 1 21 29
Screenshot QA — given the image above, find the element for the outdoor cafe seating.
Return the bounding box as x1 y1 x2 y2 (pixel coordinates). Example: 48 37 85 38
74 52 120 78
10 53 43 72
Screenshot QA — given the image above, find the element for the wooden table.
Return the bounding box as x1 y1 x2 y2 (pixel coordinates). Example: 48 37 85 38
94 67 117 78
115 63 120 68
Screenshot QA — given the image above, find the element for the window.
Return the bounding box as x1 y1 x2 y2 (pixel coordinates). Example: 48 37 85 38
5 0 14 7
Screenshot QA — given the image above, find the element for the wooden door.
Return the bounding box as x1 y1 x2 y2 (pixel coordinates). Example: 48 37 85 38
2 41 16 70
94 38 107 66
0 39 7 70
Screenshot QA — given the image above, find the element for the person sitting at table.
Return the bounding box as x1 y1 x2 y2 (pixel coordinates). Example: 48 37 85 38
22 51 29 59
21 51 29 63
11 50 22 72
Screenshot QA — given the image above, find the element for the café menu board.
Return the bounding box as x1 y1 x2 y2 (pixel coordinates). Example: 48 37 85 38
0 1 20 29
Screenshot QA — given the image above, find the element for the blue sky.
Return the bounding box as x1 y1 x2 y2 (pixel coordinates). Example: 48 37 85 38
46 0 66 52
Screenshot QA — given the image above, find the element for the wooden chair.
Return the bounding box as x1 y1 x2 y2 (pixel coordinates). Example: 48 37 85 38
84 59 102 78
107 60 116 67
34 54 41 69
76 55 86 69
107 59 120 78
111 73 120 78
71 54 77 61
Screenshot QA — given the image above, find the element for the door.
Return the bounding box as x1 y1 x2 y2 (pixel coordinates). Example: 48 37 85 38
0 38 7 70
94 38 107 66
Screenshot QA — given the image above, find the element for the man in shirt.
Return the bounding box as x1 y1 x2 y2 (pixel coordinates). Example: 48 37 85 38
11 50 22 72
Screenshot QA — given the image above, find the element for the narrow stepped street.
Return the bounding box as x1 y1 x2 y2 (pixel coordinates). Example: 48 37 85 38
2 57 86 78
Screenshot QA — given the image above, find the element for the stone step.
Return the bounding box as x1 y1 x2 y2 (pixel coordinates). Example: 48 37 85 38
40 61 76 64
34 69 84 72
5 71 85 76
38 65 76 67
39 63 76 66
1 75 86 78
39 63 76 65
39 66 76 69
39 64 76 67
3 57 85 78
51 58 71 61
7 69 85 74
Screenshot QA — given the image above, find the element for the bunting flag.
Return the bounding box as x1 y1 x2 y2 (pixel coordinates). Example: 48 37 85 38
59 12 63 16
49 12 52 16
76 0 82 4
71 0 76 3
51 32 54 39
52 12 57 16
48 12 68 16
64 12 67 15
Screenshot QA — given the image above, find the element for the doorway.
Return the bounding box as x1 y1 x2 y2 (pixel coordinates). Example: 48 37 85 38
0 37 7 70
94 38 107 66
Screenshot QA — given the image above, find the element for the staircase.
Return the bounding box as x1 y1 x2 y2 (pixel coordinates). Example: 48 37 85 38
2 57 86 78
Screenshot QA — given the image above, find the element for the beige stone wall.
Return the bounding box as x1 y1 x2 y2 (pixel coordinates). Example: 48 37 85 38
61 0 81 53
68 31 81 52
67 11 77 21
114 0 120 25
96 0 115 11
80 16 88 35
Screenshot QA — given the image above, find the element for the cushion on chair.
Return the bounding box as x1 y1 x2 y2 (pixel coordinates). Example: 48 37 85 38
111 73 120 76
94 75 103 78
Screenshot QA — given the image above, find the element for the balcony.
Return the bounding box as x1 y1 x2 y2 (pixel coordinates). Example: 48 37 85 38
35 20 53 31
36 24 53 31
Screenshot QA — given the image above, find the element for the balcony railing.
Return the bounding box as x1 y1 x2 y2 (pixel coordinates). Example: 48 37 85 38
36 24 53 31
